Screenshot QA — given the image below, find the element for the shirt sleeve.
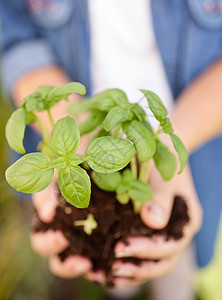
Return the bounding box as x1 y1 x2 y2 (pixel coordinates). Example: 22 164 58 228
0 0 58 94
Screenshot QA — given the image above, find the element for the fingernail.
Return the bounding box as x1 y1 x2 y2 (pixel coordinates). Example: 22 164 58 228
146 203 166 226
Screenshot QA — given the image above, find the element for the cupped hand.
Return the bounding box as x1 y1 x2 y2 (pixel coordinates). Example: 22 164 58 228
112 162 202 287
30 176 94 279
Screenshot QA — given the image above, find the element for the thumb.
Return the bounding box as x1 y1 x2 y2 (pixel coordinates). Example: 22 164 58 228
140 188 174 230
32 176 58 223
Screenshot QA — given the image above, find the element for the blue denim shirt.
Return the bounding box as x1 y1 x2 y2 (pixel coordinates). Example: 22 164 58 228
1 0 222 267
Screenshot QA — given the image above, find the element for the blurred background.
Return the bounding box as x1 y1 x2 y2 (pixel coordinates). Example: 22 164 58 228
0 85 222 300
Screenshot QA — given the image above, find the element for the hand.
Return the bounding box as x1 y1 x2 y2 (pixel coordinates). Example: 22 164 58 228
112 162 202 287
30 176 93 278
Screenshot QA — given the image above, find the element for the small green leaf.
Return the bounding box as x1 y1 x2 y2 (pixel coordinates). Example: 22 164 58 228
91 171 122 191
24 93 46 112
129 103 146 121
116 192 130 205
91 89 130 109
122 169 133 185
50 157 67 169
85 136 135 173
5 153 54 193
122 120 156 162
153 140 177 180
47 82 86 105
79 111 107 135
161 118 173 134
5 108 26 154
116 183 128 194
49 116 80 157
25 111 37 125
129 180 153 202
103 107 133 132
58 165 91 208
140 90 167 122
74 214 98 235
69 154 84 166
36 85 54 98
170 133 188 174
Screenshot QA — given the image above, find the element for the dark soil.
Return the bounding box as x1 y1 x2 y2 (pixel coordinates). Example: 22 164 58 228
34 179 189 285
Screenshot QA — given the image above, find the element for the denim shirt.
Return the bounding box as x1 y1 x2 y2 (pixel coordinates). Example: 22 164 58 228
1 0 222 267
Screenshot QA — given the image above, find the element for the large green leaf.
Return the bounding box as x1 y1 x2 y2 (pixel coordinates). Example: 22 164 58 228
5 153 54 193
153 140 177 180
140 90 167 122
58 166 91 208
85 136 135 173
47 82 86 105
91 88 129 109
79 111 106 135
91 171 122 191
103 107 133 131
170 133 188 174
5 108 26 154
122 120 156 162
49 116 80 157
129 180 153 202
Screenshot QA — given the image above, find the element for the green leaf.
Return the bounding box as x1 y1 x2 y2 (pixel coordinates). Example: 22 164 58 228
153 140 177 180
47 82 86 105
58 165 91 208
85 136 135 173
140 90 167 122
5 153 54 193
69 154 84 166
122 120 156 162
103 107 133 132
142 120 154 133
50 157 67 169
79 111 107 135
116 192 130 205
129 180 153 202
91 88 130 109
5 108 26 154
122 169 133 185
161 118 173 134
23 93 46 112
36 85 54 98
38 140 55 159
129 103 146 121
25 111 36 125
49 116 80 157
91 171 122 191
170 133 188 174
116 183 128 194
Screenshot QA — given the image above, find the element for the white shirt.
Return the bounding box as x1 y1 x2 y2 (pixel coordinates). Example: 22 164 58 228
89 0 173 128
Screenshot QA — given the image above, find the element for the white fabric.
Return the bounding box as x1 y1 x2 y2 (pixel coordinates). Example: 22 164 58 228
89 0 174 128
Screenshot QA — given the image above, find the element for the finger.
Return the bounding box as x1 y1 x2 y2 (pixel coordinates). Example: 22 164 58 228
84 270 106 284
49 255 92 278
112 255 179 283
140 166 174 229
114 235 189 260
32 177 58 223
30 230 69 256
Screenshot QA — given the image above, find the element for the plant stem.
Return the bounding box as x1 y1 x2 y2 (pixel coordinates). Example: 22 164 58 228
35 115 49 144
130 155 137 180
113 123 121 138
139 161 150 183
154 125 162 139
47 109 54 127
133 201 142 214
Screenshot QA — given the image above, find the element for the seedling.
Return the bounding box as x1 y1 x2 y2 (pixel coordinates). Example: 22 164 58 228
5 83 187 234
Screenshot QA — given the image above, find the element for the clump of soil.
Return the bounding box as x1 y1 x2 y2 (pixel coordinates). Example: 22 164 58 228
34 179 189 284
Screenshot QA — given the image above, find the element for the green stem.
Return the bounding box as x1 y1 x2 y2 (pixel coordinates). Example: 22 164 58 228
133 201 142 214
35 115 49 144
47 109 54 127
112 123 121 138
154 125 162 139
130 155 137 180
139 161 150 183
